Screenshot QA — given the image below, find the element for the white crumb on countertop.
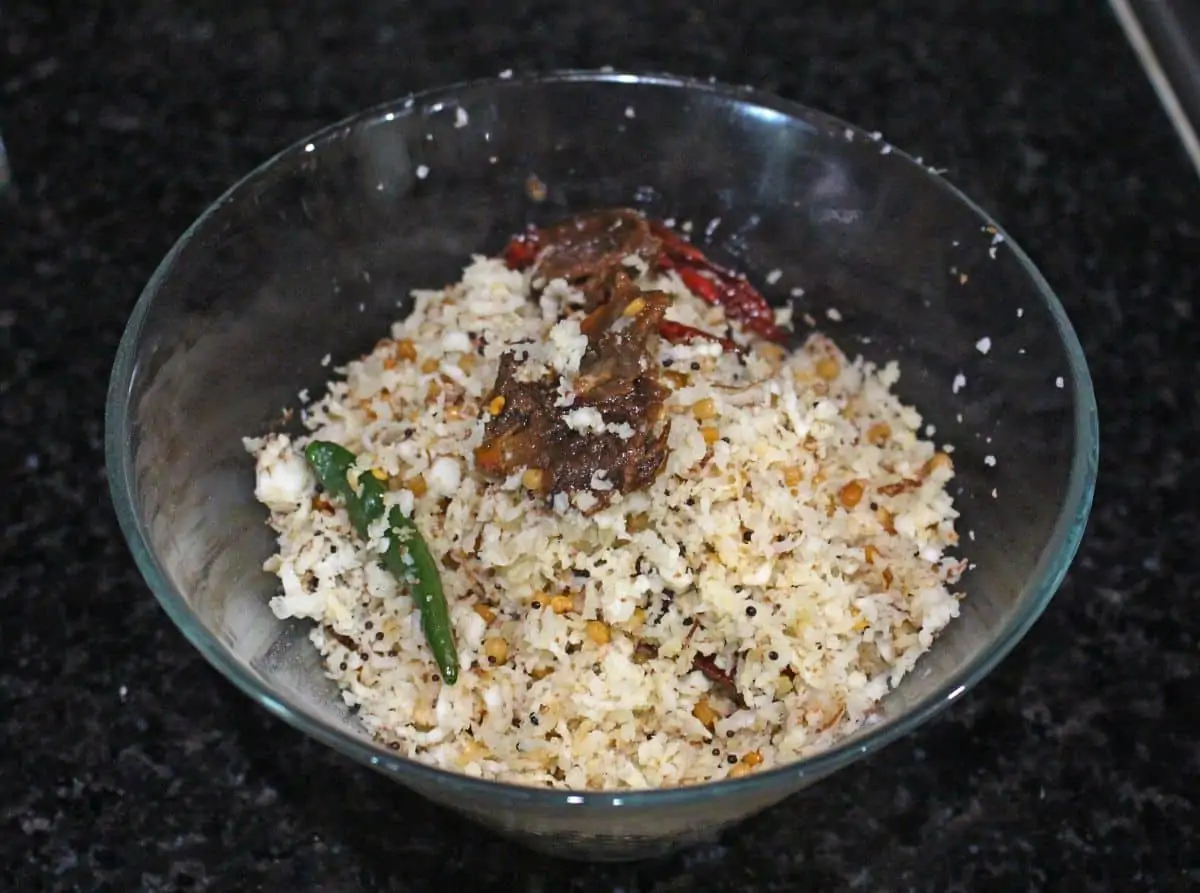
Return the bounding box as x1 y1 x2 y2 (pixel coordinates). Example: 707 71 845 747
975 337 992 355
415 165 429 179
984 455 996 467
952 373 966 394
454 107 469 128
765 269 782 285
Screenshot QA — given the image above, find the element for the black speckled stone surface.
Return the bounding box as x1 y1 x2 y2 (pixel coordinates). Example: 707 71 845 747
2 1 1197 890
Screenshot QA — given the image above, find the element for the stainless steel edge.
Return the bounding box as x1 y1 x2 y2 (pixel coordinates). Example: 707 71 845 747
1110 0 1200 178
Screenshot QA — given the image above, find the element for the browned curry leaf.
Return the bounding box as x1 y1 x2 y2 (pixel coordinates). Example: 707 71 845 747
475 213 672 502
692 652 746 709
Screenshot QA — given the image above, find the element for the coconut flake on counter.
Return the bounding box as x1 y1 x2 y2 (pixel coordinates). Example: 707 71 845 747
952 373 966 395
975 337 992 355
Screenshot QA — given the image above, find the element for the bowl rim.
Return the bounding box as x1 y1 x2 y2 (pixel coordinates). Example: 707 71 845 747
105 68 1099 810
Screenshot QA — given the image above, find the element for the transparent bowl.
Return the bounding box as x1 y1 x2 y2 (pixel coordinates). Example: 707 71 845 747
105 71 1098 861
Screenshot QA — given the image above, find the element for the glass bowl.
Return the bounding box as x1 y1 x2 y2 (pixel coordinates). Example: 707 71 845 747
105 71 1098 861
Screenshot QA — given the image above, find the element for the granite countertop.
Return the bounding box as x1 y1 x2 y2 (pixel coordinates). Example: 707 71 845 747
2 1 1197 890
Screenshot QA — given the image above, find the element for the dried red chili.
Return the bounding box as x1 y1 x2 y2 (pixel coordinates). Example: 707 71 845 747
657 320 738 353
502 225 542 270
647 220 783 343
500 212 784 343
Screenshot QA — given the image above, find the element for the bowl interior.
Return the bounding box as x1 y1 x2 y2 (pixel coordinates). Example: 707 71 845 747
106 72 1096 842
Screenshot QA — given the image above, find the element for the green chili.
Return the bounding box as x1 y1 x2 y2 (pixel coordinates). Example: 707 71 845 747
303 440 459 684
302 441 384 537
381 508 458 684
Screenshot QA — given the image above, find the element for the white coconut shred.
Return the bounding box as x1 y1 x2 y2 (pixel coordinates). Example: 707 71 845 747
245 254 967 790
